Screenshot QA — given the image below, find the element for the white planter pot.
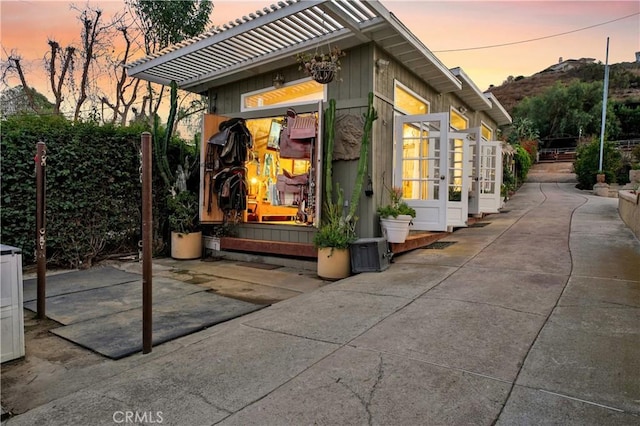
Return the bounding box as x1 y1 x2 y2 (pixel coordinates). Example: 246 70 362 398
380 216 412 243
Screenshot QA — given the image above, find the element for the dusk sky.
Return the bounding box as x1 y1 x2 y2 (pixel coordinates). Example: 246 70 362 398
1 0 639 110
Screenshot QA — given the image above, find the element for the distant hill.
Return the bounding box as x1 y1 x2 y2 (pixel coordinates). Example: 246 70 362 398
486 60 640 114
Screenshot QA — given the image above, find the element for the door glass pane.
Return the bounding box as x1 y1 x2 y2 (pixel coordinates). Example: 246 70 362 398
448 137 464 201
480 145 497 194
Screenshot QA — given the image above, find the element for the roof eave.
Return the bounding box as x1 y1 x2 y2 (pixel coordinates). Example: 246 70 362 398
450 67 492 111
485 92 512 126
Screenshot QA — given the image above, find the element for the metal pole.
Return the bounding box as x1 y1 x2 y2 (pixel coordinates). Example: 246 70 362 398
141 132 153 354
598 37 610 172
35 141 47 319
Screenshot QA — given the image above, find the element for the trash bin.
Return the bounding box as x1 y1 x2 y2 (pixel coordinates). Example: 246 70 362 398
1 245 25 363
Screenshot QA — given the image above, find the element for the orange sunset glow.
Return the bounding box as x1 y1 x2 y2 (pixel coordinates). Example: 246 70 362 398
1 0 638 113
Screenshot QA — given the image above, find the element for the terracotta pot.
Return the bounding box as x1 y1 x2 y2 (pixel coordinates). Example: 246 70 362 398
596 173 606 184
317 247 350 280
171 231 202 260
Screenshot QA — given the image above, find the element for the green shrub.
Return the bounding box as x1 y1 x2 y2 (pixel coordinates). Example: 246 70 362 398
514 144 533 182
574 138 622 189
1 115 146 267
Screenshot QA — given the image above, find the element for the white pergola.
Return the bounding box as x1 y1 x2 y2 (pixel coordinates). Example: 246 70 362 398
126 0 462 95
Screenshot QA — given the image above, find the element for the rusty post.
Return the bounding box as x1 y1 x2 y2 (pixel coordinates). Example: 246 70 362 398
35 141 47 319
141 132 153 353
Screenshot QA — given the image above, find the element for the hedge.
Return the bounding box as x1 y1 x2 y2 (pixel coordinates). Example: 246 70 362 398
1 115 145 267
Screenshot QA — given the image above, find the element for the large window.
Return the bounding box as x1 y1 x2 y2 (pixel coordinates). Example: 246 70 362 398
394 82 430 115
242 78 325 111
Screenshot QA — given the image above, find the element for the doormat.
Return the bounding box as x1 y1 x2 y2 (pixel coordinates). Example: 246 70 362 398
235 262 282 270
469 222 490 228
422 241 457 249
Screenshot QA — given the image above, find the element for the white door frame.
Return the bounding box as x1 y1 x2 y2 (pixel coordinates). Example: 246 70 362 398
447 131 472 228
464 127 482 216
478 141 503 214
394 113 449 231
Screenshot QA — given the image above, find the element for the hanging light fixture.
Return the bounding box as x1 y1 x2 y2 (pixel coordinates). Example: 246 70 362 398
365 176 374 197
273 73 285 88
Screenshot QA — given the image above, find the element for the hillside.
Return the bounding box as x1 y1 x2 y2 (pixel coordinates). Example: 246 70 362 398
486 61 640 114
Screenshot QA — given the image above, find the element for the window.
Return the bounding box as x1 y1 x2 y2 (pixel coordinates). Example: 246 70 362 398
394 81 429 115
242 78 325 111
481 122 493 141
450 107 468 131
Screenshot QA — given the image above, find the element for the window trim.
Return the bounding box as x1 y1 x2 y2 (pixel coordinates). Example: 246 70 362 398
240 77 327 112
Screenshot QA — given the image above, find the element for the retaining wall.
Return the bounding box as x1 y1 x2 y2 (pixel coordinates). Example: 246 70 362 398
618 190 640 240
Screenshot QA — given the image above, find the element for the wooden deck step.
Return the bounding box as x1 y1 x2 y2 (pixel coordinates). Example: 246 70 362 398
389 231 450 254
220 237 317 258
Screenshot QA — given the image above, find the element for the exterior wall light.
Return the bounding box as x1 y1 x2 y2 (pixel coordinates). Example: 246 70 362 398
273 73 285 88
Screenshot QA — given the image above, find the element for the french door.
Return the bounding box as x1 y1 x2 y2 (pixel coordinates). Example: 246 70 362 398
478 141 503 213
394 113 449 231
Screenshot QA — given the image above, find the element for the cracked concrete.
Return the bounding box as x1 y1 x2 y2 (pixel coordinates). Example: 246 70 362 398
3 181 639 425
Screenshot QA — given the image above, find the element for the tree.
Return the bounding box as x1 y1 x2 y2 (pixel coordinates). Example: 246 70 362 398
512 81 620 145
127 0 213 123
2 5 125 121
0 86 54 117
73 6 111 121
46 40 76 115
1 50 41 113
101 25 142 125
127 0 212 193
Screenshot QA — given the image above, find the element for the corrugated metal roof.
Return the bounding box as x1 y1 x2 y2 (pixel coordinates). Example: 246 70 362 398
126 0 462 94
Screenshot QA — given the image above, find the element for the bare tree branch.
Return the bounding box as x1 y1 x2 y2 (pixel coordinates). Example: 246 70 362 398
74 8 103 121
4 53 39 113
47 40 76 115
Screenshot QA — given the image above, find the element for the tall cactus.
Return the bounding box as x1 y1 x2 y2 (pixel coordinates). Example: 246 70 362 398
324 98 336 206
346 92 377 222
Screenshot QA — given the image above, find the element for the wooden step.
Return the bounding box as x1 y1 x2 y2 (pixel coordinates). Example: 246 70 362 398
389 231 450 254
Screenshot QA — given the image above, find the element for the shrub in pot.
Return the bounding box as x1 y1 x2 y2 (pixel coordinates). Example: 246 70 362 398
377 186 416 243
168 191 202 259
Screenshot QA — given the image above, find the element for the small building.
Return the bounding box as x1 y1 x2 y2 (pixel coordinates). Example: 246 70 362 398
127 0 511 258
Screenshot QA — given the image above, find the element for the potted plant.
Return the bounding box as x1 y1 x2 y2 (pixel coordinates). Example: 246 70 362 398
377 186 416 243
314 94 376 279
168 190 202 259
313 197 356 280
296 46 346 84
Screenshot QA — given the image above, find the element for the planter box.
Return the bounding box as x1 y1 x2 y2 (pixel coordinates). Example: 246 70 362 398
350 238 391 273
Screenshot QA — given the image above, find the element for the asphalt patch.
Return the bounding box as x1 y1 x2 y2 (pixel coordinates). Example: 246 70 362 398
23 277 202 325
23 266 139 302
51 292 266 359
23 265 267 359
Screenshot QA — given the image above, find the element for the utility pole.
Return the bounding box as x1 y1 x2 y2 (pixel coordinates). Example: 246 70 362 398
598 37 610 172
